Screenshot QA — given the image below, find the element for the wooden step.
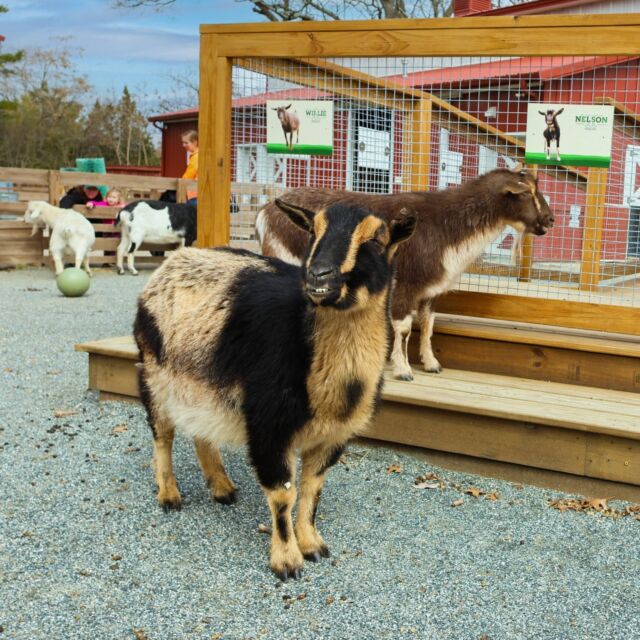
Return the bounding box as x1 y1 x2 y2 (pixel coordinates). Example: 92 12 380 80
75 335 640 487
423 314 640 393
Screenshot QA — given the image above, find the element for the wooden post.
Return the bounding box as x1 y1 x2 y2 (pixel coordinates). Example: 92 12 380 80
48 170 62 205
407 98 432 191
579 167 608 291
198 35 232 247
176 179 188 204
518 165 537 282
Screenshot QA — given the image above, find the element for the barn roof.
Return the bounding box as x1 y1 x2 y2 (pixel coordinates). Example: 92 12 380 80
149 87 330 122
148 107 198 123
387 55 639 89
472 0 625 15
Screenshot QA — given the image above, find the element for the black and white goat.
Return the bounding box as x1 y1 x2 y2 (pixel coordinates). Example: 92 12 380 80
256 167 555 380
134 199 416 580
115 200 197 275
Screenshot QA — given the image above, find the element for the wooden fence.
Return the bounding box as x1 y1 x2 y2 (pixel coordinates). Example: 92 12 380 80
0 166 284 268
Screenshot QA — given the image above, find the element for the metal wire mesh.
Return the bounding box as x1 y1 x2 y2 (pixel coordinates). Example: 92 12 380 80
231 55 640 308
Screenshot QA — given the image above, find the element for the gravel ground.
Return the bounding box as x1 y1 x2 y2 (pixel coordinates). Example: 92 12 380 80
1 267 639 640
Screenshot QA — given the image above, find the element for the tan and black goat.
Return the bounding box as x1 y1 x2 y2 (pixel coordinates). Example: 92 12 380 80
134 199 416 581
256 167 555 380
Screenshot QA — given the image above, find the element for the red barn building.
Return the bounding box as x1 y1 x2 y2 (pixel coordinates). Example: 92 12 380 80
150 0 640 264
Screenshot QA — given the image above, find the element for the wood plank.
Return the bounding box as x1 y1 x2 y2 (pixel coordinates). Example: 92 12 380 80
425 333 640 393
432 314 640 357
368 401 588 476
408 98 432 191
58 170 195 192
363 437 640 502
580 167 608 291
199 40 233 247
586 433 640 485
213 25 640 58
0 167 49 182
435 291 640 336
400 368 640 418
88 354 139 397
382 371 640 439
412 365 640 408
77 336 139 359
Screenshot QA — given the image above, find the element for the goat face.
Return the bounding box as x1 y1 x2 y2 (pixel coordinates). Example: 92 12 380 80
275 199 416 310
24 201 47 234
273 104 292 125
501 170 555 236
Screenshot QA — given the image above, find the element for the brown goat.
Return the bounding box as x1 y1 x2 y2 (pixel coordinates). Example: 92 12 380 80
272 104 300 150
256 167 555 380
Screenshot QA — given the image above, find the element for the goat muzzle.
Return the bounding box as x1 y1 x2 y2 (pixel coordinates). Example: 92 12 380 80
305 264 341 303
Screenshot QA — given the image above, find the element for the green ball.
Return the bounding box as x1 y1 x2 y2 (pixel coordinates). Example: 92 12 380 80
56 267 90 297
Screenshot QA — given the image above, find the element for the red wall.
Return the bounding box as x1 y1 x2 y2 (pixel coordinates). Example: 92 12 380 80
160 120 198 178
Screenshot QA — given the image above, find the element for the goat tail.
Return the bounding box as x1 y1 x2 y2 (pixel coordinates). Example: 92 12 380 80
62 225 75 238
115 209 128 227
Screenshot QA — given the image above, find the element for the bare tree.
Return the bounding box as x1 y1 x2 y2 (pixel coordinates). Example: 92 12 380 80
114 0 467 19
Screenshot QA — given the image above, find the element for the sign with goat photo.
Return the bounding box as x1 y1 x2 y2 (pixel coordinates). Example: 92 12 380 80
525 103 614 167
267 100 334 156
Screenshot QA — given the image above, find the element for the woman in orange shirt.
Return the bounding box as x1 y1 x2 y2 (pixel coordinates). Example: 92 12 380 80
182 130 198 204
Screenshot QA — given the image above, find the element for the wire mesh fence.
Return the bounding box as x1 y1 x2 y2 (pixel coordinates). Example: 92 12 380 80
230 54 640 308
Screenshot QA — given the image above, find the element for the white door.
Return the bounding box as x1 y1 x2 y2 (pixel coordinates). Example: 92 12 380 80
236 144 287 186
438 129 463 190
478 145 498 175
625 145 640 257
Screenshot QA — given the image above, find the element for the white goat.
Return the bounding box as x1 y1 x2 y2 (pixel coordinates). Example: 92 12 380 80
24 201 95 276
115 200 197 275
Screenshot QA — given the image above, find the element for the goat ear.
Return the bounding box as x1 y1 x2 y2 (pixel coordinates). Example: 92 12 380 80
389 208 417 248
275 199 314 233
503 181 530 196
512 161 524 172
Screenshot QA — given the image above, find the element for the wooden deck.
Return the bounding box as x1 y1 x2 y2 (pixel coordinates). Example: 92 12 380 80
75 320 640 490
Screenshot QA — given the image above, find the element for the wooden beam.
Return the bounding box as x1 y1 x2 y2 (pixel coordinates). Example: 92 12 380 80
207 24 640 58
407 98 432 191
199 38 232 247
518 165 537 282
435 291 640 336
579 167 608 291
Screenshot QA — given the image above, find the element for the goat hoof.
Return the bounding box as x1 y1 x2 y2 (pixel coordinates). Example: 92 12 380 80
396 373 414 382
426 366 443 374
304 545 329 562
273 565 302 581
160 498 182 512
117 270 125 276
131 271 139 277
214 490 237 505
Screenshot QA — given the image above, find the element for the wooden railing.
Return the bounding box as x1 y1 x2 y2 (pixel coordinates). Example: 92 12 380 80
0 166 281 268
0 167 197 268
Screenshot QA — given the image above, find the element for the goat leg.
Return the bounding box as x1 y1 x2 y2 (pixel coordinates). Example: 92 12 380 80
390 314 414 381
418 302 442 373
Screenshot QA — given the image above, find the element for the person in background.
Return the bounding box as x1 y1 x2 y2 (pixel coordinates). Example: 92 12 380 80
86 187 126 222
181 130 198 205
59 184 104 209
85 187 126 260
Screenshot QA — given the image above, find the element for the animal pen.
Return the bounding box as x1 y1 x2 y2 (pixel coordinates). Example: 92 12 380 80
79 14 640 493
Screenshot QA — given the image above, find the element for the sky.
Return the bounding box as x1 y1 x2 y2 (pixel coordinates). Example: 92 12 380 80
0 0 260 110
